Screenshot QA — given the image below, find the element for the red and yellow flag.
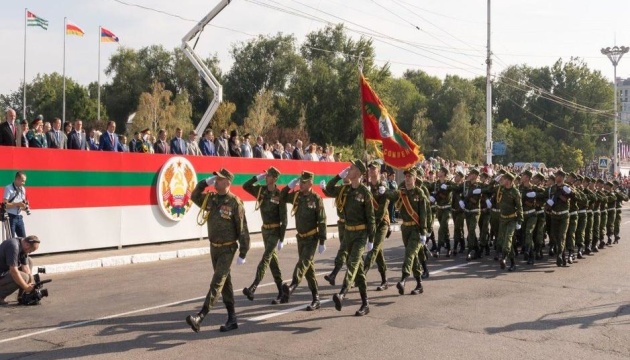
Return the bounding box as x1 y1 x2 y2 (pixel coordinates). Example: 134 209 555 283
66 20 85 37
360 74 422 169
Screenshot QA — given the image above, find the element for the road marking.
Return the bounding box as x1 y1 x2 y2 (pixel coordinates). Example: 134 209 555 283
0 262 472 344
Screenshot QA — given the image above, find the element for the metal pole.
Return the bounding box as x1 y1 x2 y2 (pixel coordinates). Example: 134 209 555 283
23 8 27 122
613 65 618 176
62 17 67 123
485 0 493 165
97 26 101 122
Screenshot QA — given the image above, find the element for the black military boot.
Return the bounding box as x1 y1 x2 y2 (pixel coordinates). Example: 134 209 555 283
376 271 389 291
466 248 474 262
613 235 620 244
445 242 452 257
396 274 409 295
306 290 320 311
355 292 370 316
598 240 606 249
606 236 613 246
499 253 506 270
324 264 341 286
430 232 437 252
591 243 599 253
527 250 534 265
577 247 583 259
410 277 424 295
220 304 238 332
332 286 348 311
508 257 516 272
281 281 298 303
421 261 430 279
271 281 284 305
185 312 205 333
242 280 259 301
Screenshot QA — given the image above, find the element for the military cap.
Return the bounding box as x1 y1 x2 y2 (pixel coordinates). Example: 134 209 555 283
605 181 614 187
265 166 281 178
455 170 465 178
439 166 450 175
213 168 234 182
368 160 380 169
567 172 577 179
582 176 591 183
416 167 425 177
350 159 367 174
555 169 566 177
403 167 417 176
596 178 605 184
613 180 620 186
503 172 516 181
521 169 533 178
515 175 521 181
300 171 314 183
468 168 480 176
533 173 545 181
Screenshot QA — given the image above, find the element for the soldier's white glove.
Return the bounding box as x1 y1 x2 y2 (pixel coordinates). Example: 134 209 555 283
378 185 386 195
420 235 427 245
429 195 436 203
256 173 266 181
526 191 536 198
563 186 572 194
547 199 554 207
319 180 327 190
495 175 503 182
277 240 284 251
459 200 466 209
205 176 217 186
288 177 299 189
440 183 448 190
339 167 350 179
486 199 492 208
318 244 326 254
366 241 374 252
473 188 482 195
516 223 522 230
236 256 246 265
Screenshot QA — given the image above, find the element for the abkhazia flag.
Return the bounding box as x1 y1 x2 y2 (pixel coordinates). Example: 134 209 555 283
360 73 422 169
100 27 119 42
27 11 49 30
66 20 85 36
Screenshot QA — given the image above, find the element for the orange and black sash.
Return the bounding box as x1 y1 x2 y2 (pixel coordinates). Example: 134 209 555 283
401 190 421 227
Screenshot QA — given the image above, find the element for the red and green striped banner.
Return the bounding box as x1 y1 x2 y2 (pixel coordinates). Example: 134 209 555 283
0 147 347 209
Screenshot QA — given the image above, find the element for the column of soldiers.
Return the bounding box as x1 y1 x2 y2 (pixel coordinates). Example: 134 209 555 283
184 162 627 333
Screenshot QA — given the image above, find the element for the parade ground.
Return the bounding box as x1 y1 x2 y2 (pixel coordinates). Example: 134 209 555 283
1 220 629 360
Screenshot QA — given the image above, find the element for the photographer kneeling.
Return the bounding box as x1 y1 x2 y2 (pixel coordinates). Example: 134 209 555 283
0 235 39 305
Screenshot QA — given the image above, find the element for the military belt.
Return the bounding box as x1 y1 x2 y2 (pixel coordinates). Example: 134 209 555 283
593 210 600 214
501 213 517 219
465 209 481 213
577 210 587 214
607 208 616 212
523 209 536 215
402 221 417 227
569 211 577 216
210 241 237 248
297 228 318 238
491 208 501 213
262 223 281 229
345 224 367 231
551 210 569 215
536 210 545 215
437 205 451 209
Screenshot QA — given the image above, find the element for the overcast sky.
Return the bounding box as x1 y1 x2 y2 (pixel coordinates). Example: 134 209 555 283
2 0 630 99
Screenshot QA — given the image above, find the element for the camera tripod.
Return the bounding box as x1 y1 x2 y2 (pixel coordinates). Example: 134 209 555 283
1 214 11 241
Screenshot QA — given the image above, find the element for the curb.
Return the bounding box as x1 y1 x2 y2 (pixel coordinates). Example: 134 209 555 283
36 232 340 275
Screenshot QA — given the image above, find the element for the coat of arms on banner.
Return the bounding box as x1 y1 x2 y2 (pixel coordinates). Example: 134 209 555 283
157 157 197 221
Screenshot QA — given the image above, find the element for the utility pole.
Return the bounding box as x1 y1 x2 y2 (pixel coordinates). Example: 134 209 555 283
485 0 493 165
601 45 629 177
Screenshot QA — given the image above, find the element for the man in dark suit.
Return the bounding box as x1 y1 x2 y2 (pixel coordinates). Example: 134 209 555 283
252 136 264 158
154 128 170 154
200 129 216 156
0 108 20 147
292 139 304 160
170 127 187 155
68 119 88 150
214 129 229 156
129 131 140 153
98 120 123 152
46 118 68 149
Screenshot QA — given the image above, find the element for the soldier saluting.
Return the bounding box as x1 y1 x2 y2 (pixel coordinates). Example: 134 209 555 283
185 168 250 333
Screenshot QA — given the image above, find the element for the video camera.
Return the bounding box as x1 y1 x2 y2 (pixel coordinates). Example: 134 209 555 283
19 268 51 306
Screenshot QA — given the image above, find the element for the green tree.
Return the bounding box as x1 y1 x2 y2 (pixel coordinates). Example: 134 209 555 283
243 90 278 138
130 81 193 137
439 102 483 163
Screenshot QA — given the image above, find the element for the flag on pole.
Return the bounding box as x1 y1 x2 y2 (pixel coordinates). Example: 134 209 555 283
26 11 48 30
100 27 119 42
66 20 85 36
360 73 422 169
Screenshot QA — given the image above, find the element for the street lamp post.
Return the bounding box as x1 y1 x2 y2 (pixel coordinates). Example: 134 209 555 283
601 45 629 177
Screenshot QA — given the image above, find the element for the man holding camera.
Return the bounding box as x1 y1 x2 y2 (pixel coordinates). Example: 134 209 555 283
0 235 40 305
3 171 29 238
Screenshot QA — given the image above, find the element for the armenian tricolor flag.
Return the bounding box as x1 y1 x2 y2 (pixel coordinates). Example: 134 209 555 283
100 27 119 43
66 20 85 36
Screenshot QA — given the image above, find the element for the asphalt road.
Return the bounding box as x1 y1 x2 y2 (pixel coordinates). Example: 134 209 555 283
1 221 629 360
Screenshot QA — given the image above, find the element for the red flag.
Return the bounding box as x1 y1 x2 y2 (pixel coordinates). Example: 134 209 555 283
360 74 422 169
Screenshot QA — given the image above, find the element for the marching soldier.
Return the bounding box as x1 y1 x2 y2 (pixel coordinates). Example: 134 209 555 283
242 166 287 304
451 171 466 255
612 180 628 244
604 181 617 246
531 172 547 260
573 175 589 259
564 173 584 263
478 172 493 257
281 171 327 311
582 177 597 256
431 167 454 257
490 171 506 260
321 177 350 287
546 170 574 267
590 179 603 254
497 172 523 271
327 160 375 316
186 168 250 333
458 168 484 261
597 179 609 250
393 167 428 295
424 170 438 253
545 174 557 256
519 170 541 265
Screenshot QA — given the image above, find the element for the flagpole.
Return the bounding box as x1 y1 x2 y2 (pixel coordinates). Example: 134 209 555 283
97 26 101 122
23 8 27 122
63 17 67 123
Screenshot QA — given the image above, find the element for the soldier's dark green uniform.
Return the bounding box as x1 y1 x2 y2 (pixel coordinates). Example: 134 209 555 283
329 160 375 316
590 180 603 253
604 182 617 245
496 172 523 271
613 180 628 244
393 167 428 296
546 170 574 267
582 177 596 255
518 170 540 265
322 178 348 286
242 166 287 304
281 171 327 311
186 168 250 333
423 172 438 252
478 173 492 256
531 173 547 260
573 175 589 258
430 167 454 257
564 173 584 261
451 171 466 255
456 169 483 260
